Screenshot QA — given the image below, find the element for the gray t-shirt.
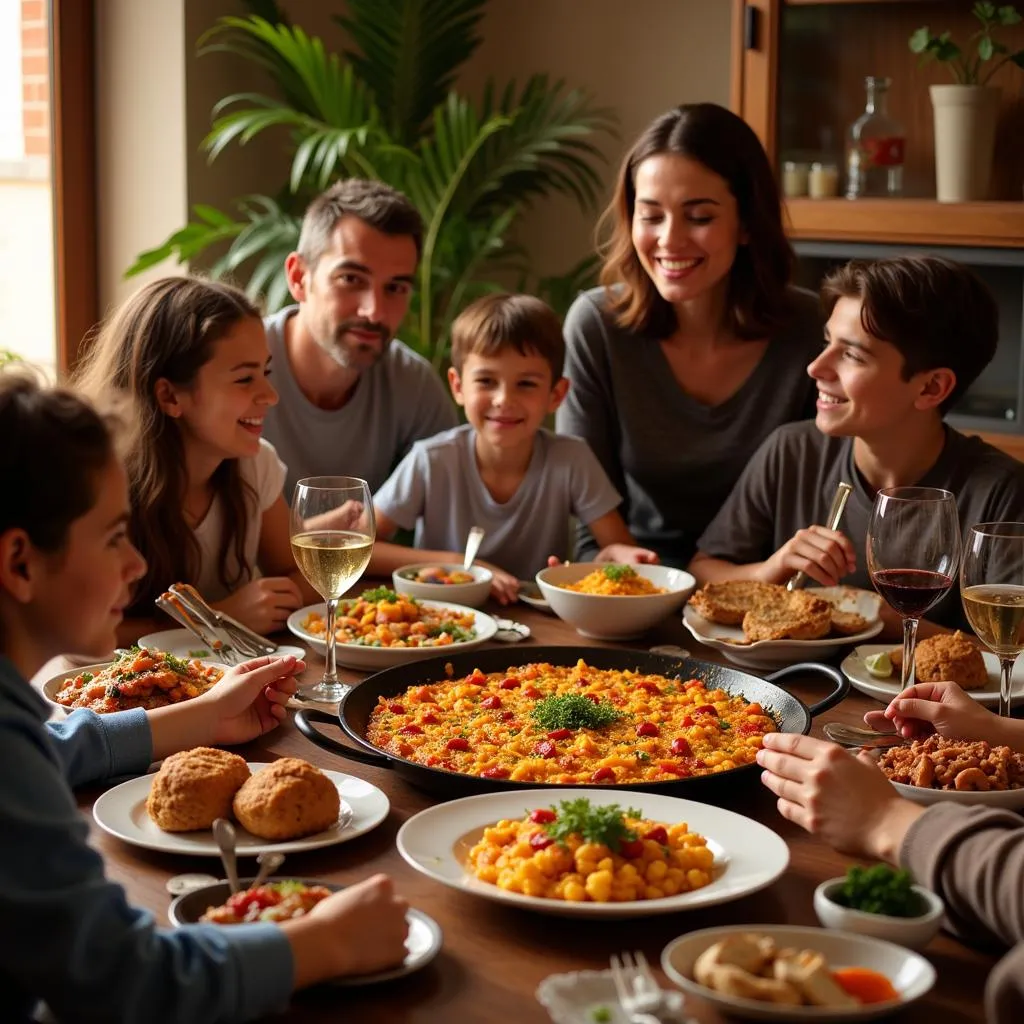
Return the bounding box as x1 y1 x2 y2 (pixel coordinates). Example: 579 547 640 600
374 424 622 580
263 306 459 496
556 285 822 567
697 421 1024 630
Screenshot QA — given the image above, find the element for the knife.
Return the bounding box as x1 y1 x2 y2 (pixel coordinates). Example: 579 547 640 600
786 481 853 591
169 583 277 656
156 592 240 664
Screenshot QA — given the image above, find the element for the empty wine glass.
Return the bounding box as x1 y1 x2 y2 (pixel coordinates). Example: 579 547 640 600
867 487 961 691
961 522 1024 717
290 476 375 704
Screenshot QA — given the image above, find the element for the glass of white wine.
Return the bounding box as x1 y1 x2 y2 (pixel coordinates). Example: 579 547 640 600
961 521 1024 718
290 476 375 704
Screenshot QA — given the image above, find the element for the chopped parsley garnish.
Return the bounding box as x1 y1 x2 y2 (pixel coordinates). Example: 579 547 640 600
80 673 94 683
531 693 622 731
602 564 637 582
543 798 642 854
356 586 405 604
832 865 925 918
636 750 650 761
435 621 474 642
590 1007 612 1023
164 653 192 675
188 648 211 658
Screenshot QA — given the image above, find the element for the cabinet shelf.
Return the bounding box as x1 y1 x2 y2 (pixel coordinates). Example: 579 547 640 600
784 199 1024 248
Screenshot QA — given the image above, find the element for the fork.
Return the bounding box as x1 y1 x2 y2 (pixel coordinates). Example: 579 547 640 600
168 583 276 659
610 951 665 1024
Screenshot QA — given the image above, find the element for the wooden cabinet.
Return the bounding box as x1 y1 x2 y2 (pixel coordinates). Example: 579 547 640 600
730 0 1024 454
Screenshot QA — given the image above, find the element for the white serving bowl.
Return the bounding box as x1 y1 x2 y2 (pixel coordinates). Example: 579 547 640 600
535 563 695 640
392 562 493 608
813 877 944 950
662 923 936 1022
891 777 1024 810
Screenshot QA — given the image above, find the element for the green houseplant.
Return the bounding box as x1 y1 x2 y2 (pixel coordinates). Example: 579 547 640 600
126 0 616 368
909 3 1024 201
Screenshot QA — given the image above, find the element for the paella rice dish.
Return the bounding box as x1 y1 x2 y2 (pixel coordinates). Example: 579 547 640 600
561 564 666 596
54 647 223 713
467 797 715 902
301 587 477 648
365 659 776 784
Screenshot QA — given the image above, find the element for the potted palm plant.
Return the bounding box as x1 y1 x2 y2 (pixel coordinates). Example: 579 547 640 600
126 0 615 369
910 2 1024 201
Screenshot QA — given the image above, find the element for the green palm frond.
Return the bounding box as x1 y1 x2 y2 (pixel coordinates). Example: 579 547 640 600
471 75 618 215
125 204 246 277
335 0 487 144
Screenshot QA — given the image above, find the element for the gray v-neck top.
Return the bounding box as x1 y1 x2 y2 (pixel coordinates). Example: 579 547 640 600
556 285 823 566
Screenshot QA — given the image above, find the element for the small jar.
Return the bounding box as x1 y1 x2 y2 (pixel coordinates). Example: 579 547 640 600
782 160 809 198
809 162 839 199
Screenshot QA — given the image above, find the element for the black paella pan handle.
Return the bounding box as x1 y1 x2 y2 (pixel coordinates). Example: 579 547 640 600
764 662 848 717
294 709 394 769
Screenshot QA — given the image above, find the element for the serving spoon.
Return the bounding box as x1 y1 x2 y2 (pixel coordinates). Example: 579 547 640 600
463 526 485 571
212 818 241 894
823 722 907 750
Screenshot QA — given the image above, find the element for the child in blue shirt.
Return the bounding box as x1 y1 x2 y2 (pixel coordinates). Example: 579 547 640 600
370 293 657 601
0 372 408 1022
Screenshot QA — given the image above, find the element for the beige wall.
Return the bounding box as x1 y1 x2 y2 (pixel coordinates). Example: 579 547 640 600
95 0 189 312
98 1 733 305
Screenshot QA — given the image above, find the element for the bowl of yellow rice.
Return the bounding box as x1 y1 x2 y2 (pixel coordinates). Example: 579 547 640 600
535 563 696 640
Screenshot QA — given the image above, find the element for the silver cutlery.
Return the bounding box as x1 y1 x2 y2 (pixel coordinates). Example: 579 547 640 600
610 950 667 1024
169 583 277 658
212 818 241 894
251 851 285 889
823 721 906 750
155 593 243 665
463 526 485 571
787 480 853 591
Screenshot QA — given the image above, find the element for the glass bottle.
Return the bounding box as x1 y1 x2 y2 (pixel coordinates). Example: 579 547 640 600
845 76 905 199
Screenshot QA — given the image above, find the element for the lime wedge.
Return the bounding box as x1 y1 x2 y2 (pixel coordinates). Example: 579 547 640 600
864 652 893 679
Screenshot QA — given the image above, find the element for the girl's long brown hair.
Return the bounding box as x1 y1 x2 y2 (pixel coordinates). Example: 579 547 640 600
74 277 262 613
598 103 794 341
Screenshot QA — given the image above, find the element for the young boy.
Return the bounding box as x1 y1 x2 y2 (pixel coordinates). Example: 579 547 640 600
690 255 1024 635
370 293 656 601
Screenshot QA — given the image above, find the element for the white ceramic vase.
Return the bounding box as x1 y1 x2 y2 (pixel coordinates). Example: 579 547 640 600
929 84 1001 202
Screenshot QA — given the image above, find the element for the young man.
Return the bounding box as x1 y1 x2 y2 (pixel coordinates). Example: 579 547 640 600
690 255 1024 635
263 179 457 497
369 293 656 602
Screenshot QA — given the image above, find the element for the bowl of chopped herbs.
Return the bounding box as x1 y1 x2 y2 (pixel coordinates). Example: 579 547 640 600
536 563 695 639
814 865 944 950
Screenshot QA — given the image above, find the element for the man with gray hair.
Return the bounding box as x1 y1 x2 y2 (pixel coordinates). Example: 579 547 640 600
263 179 457 496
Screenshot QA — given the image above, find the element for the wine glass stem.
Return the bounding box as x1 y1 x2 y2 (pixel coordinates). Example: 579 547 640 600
900 616 919 690
999 657 1016 718
323 597 339 684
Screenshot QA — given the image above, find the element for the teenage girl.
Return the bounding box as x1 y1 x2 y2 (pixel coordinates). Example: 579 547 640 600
0 371 407 1021
75 277 315 637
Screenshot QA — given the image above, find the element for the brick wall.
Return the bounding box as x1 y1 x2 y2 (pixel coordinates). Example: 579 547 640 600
21 0 48 166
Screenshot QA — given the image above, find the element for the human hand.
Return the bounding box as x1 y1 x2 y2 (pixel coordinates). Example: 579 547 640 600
481 562 519 605
307 874 409 977
756 732 923 863
215 577 303 634
756 527 855 587
201 655 302 746
864 680 1012 747
596 544 660 565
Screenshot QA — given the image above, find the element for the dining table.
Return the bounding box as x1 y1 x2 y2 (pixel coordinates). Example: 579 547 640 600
64 597 998 1024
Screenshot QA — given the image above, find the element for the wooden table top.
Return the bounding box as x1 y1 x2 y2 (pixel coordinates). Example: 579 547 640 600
70 601 995 1024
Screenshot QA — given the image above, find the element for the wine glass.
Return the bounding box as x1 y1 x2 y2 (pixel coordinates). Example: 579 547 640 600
290 476 375 704
961 522 1024 718
867 487 961 691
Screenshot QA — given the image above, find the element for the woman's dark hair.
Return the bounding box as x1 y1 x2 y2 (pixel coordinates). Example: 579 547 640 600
0 370 115 553
822 255 998 414
74 277 262 612
598 103 794 341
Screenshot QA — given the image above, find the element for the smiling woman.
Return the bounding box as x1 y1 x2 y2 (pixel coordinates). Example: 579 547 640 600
556 103 824 569
73 277 317 638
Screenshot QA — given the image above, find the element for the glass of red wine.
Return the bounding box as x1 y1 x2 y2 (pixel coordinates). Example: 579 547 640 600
867 487 961 691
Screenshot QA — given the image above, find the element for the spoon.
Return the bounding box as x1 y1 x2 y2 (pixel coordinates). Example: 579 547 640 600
463 526 485 571
251 851 285 890
823 722 906 750
212 818 241 894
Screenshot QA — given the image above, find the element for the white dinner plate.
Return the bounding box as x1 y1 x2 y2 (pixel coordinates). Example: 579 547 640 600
287 599 498 670
92 763 390 856
842 643 1024 708
684 586 884 669
518 579 552 613
138 628 306 664
662 924 935 1022
396 788 789 919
